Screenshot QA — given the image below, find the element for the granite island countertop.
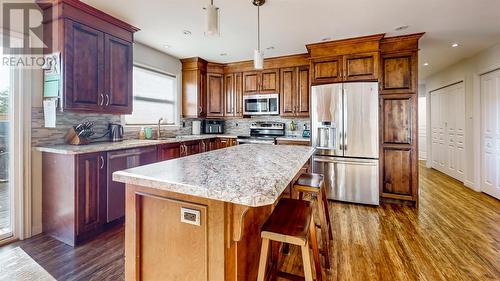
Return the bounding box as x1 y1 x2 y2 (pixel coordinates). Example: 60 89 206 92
34 134 239 155
113 144 315 207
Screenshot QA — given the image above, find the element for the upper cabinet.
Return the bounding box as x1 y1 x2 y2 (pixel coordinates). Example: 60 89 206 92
243 69 279 95
181 58 208 118
206 63 225 118
39 0 138 114
224 72 243 117
307 34 384 85
380 52 417 94
280 66 310 117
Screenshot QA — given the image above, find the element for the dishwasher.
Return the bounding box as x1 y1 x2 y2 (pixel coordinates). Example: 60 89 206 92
106 146 157 222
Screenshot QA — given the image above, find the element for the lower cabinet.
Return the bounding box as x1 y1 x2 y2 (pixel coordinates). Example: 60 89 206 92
42 137 237 246
276 139 311 146
381 147 417 201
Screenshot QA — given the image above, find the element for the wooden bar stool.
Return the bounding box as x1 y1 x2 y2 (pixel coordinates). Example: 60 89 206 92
257 198 322 281
294 173 333 269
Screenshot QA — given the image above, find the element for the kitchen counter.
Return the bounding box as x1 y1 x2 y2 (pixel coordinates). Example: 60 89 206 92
34 134 238 155
118 144 313 280
113 144 314 207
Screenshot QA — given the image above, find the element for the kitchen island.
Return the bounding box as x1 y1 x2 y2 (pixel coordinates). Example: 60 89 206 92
113 144 314 281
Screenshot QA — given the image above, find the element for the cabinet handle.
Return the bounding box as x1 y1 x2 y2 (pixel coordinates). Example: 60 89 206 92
100 94 104 106
100 156 105 169
198 106 202 114
105 94 110 106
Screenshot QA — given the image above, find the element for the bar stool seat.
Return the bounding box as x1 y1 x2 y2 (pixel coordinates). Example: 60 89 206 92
257 198 322 281
294 173 333 270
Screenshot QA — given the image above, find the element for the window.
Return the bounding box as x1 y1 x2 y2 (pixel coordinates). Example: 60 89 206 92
125 65 178 125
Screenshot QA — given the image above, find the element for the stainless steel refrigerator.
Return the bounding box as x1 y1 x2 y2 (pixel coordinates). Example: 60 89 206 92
311 82 379 205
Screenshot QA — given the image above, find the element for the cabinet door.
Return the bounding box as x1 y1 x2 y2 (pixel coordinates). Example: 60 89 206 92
343 52 379 82
207 73 224 117
380 52 416 94
199 71 208 117
64 20 104 111
158 143 181 161
217 138 231 149
234 73 243 117
381 95 414 145
224 74 235 117
311 56 342 85
104 34 133 114
184 141 201 156
280 67 296 117
260 69 279 93
382 148 416 199
243 71 260 95
76 152 106 236
296 66 310 117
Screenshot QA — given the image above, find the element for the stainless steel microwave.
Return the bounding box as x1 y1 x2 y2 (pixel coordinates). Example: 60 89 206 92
243 94 279 115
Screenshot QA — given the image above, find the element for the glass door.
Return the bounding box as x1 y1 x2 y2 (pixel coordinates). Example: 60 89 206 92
0 52 13 240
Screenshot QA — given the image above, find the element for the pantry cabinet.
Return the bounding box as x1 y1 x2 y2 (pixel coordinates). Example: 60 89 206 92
39 0 138 114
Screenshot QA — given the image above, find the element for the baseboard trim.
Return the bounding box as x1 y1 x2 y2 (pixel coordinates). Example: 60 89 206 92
32 224 42 236
464 180 480 192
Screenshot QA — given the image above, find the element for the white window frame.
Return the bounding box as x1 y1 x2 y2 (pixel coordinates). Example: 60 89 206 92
122 63 180 128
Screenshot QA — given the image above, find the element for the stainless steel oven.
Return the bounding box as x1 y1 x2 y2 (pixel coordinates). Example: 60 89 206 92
243 94 279 115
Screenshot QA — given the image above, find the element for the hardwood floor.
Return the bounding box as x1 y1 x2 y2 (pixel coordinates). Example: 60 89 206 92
1 162 499 281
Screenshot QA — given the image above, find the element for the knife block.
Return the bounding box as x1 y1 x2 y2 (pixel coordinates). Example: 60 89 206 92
64 127 91 145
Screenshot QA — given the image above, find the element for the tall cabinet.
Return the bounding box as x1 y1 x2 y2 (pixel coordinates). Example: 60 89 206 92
379 33 423 204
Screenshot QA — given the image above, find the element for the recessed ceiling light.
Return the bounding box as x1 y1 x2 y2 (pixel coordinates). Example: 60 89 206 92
266 46 275 50
163 44 171 49
451 43 459 48
182 30 192 35
220 53 227 56
394 25 409 31
423 62 429 66
321 37 331 41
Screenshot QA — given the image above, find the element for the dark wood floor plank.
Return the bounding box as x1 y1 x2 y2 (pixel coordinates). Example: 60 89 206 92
0 162 498 281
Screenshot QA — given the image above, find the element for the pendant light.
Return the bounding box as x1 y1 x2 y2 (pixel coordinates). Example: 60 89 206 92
253 0 265 69
204 0 219 36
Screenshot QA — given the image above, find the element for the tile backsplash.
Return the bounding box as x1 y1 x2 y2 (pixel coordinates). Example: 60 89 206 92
32 106 311 147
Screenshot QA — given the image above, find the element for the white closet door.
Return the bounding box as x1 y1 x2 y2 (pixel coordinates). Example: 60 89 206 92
481 70 500 199
430 82 465 182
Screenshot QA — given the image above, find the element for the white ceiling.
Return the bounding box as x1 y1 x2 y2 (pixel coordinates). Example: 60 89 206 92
83 0 500 80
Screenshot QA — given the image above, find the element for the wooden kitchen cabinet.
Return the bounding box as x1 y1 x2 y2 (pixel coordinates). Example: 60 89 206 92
224 72 243 117
207 73 224 117
216 138 237 149
280 66 310 117
243 69 279 95
182 140 202 156
310 56 343 85
310 53 378 84
76 152 107 239
39 0 138 114
380 52 417 94
158 143 182 161
181 58 208 118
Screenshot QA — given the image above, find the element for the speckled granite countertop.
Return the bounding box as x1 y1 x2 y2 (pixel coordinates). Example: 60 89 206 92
113 144 315 207
34 134 238 155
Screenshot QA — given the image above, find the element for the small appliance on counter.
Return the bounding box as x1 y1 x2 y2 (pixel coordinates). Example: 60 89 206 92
108 123 124 142
192 120 202 135
203 119 225 134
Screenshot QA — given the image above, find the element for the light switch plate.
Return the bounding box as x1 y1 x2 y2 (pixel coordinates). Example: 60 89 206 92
180 207 201 226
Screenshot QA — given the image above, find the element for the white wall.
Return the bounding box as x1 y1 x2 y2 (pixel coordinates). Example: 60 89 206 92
424 42 500 190
418 84 427 160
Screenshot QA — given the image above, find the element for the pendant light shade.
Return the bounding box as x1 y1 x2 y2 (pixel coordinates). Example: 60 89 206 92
253 0 265 69
205 1 219 36
254 49 264 69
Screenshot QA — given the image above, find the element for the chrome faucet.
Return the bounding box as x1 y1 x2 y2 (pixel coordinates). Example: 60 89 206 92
157 117 163 139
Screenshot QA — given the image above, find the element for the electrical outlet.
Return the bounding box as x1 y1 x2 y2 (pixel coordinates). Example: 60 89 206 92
180 207 201 226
